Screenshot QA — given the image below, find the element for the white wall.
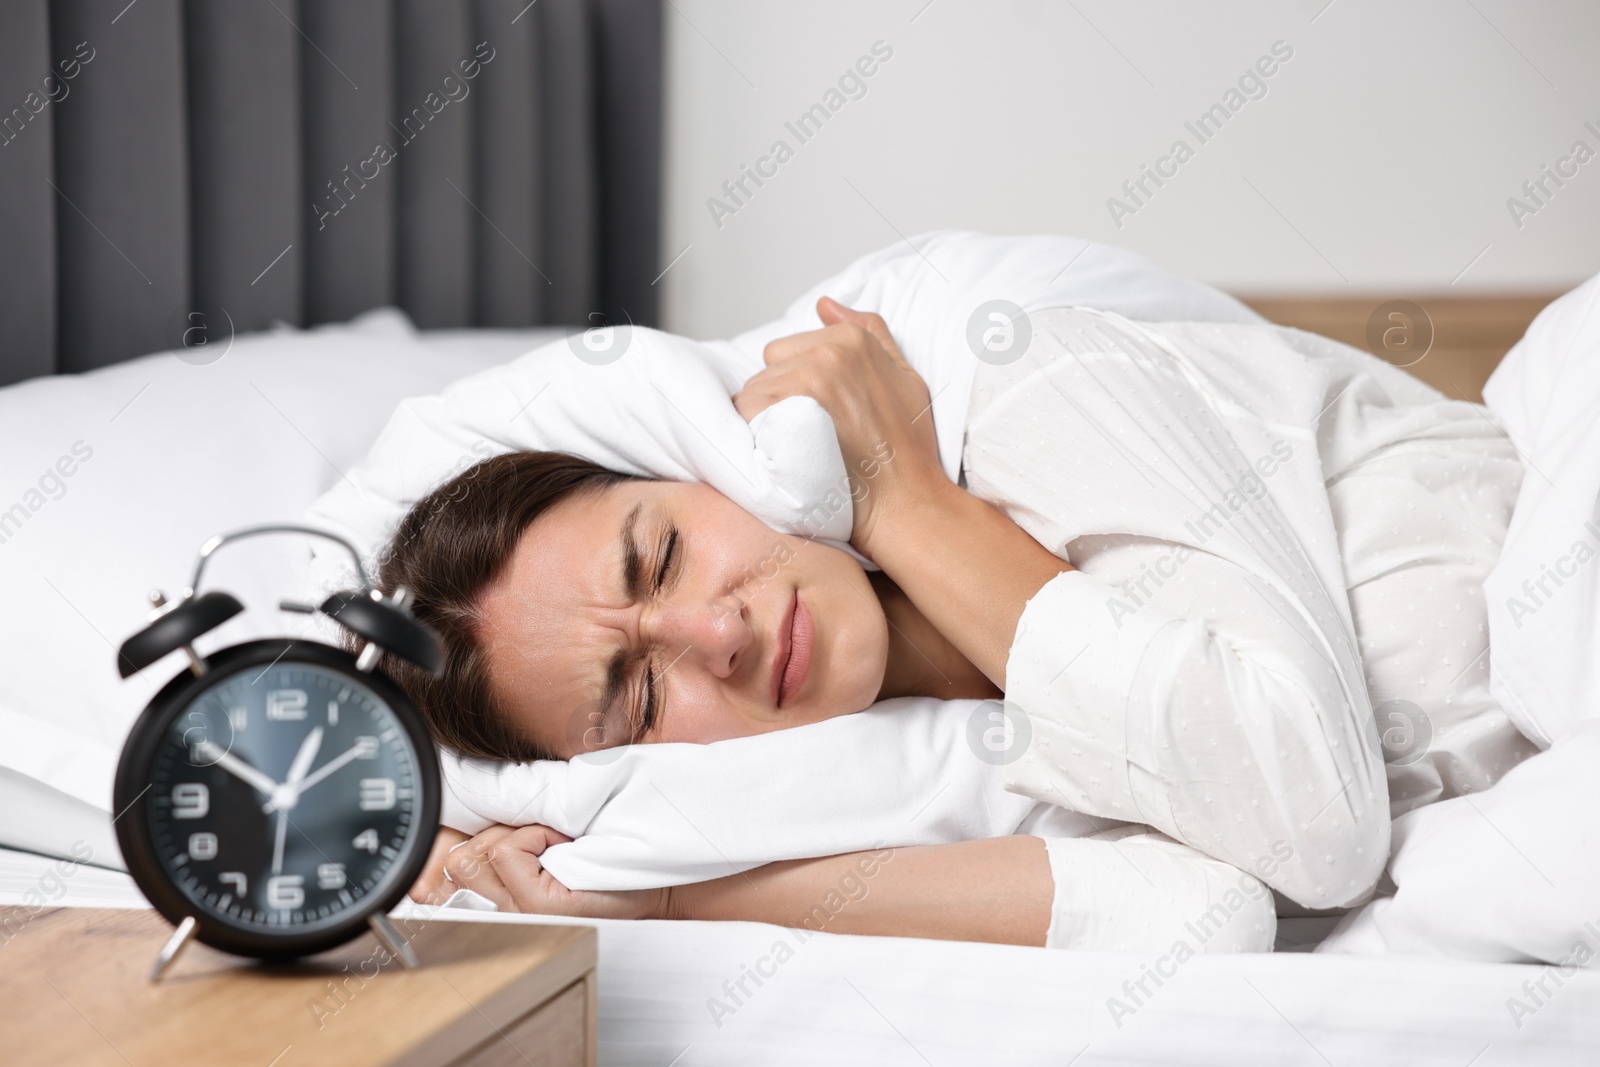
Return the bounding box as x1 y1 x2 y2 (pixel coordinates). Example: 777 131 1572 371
658 0 1600 339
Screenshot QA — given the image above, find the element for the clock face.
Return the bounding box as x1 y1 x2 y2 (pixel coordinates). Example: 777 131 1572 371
120 642 438 953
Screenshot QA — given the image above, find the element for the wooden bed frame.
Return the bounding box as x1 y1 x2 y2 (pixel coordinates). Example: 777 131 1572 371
1237 293 1560 404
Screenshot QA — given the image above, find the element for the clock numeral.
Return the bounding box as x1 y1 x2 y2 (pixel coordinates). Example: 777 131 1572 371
352 829 380 854
317 863 347 890
187 832 218 861
267 874 305 910
219 871 248 896
267 689 308 721
358 778 397 811
228 706 248 732
327 700 339 726
182 712 212 765
354 735 380 759
171 782 209 819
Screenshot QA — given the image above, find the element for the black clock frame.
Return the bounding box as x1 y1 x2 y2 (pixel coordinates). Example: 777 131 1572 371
114 639 441 960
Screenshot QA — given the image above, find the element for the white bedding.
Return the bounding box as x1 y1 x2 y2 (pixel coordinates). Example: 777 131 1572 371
1310 274 1600 967
1481 271 1600 750
305 230 1268 578
0 311 561 859
307 233 1271 892
3 846 1595 1066
334 254 1600 971
5 235 1600 982
439 698 1114 890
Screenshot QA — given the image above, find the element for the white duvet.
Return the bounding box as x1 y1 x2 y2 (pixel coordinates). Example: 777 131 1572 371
1318 273 1600 965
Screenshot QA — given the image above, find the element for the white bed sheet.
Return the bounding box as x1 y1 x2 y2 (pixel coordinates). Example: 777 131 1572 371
3 847 1594 1066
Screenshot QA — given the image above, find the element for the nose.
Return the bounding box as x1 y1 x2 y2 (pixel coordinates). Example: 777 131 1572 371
645 594 751 679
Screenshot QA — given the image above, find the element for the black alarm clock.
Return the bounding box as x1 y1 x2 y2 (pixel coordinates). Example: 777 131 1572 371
112 524 444 979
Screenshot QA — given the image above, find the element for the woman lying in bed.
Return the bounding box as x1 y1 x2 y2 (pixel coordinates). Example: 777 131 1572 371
395 296 1536 948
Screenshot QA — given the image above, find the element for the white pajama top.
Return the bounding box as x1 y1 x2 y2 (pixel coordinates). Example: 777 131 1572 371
964 308 1535 948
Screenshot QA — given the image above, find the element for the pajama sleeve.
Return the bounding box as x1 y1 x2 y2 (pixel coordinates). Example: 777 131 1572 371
1004 565 1389 910
1040 828 1276 953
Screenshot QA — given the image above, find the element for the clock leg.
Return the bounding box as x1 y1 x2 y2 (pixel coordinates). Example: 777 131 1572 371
149 915 198 982
369 912 420 970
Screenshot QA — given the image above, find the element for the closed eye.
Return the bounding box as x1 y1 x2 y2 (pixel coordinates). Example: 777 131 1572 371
632 523 679 739
655 525 678 589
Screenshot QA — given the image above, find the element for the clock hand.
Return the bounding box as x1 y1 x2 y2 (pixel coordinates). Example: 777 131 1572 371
195 740 280 798
262 742 365 813
263 726 326 813
285 726 324 788
271 807 288 875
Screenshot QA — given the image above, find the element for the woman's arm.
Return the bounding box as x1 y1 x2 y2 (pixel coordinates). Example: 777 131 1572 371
733 298 1072 690
413 824 1054 947
861 477 1072 690
667 835 1052 946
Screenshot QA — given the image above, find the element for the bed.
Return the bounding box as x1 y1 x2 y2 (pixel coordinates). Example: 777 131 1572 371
5 845 1596 1065
3 5 1597 1064
2 299 1596 1067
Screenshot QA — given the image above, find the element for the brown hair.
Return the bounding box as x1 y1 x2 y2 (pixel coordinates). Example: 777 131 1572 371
374 450 639 761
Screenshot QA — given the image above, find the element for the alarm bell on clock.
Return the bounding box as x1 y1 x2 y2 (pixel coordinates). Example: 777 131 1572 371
112 524 444 981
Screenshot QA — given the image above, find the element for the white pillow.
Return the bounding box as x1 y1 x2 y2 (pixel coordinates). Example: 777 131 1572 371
1481 271 1600 749
0 311 560 848
307 231 1267 585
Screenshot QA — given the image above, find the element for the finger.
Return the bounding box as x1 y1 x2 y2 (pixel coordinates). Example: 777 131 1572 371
816 297 902 360
443 849 517 911
761 327 833 368
486 836 578 915
816 295 851 326
409 826 469 904
734 365 821 423
441 825 519 908
732 386 781 424
509 824 574 851
464 824 521 871
468 825 577 915
734 365 808 422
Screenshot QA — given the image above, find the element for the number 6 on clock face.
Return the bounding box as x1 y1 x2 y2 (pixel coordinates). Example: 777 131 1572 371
267 874 305 910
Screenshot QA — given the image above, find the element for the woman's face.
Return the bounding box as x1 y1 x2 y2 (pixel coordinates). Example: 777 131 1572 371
477 480 888 758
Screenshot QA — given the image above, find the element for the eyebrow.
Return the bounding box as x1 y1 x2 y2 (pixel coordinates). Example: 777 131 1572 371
619 501 644 601
596 502 646 730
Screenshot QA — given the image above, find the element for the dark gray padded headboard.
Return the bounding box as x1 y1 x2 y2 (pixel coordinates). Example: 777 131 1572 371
0 0 662 386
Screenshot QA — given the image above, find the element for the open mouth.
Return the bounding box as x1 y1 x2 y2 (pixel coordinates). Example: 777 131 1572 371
772 589 814 709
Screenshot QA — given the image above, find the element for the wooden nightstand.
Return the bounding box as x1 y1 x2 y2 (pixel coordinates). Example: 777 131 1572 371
0 907 596 1067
